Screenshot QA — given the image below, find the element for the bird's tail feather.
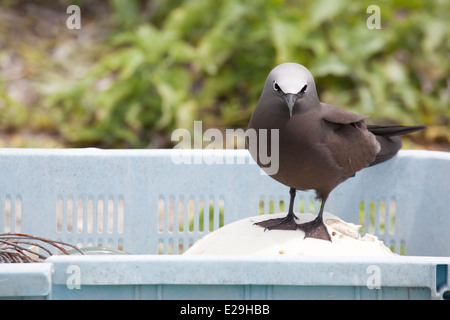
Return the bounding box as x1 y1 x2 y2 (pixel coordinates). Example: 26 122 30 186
367 125 426 137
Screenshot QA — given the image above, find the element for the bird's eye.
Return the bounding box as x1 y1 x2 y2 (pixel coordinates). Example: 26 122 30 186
300 84 307 94
273 81 281 92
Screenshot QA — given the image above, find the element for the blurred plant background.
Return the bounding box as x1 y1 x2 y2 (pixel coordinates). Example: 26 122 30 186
0 0 448 149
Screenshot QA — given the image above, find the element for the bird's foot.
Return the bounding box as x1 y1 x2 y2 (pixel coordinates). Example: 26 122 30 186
296 218 332 242
254 212 298 231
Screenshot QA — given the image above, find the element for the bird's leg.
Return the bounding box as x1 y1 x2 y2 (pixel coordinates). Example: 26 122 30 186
296 199 331 241
254 187 298 231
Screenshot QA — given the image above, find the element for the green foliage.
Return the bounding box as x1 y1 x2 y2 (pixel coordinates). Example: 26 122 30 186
0 0 448 148
187 204 225 233
0 82 28 130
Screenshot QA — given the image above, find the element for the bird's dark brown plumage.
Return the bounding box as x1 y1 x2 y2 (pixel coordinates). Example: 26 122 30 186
247 63 425 241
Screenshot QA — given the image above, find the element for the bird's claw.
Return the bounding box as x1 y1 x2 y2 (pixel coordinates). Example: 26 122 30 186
253 213 298 231
296 219 332 242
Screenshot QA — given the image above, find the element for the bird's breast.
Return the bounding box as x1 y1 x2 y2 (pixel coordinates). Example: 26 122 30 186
249 112 342 192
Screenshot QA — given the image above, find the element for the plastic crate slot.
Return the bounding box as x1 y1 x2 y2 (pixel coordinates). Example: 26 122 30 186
157 240 164 254
388 239 406 256
2 198 10 233
15 197 22 233
198 198 205 232
56 197 124 235
196 197 225 232
207 198 222 232
86 199 94 234
117 199 124 234
177 198 184 232
1 196 22 233
157 197 164 232
166 239 174 255
177 239 183 254
158 195 224 234
358 199 396 236
378 201 386 234
96 199 104 233
66 199 74 233
158 196 186 233
279 200 285 213
400 240 406 256
76 199 84 233
258 196 316 216
259 199 285 215
187 199 195 232
157 196 176 233
436 264 448 293
389 200 396 235
158 238 191 255
106 199 114 233
157 195 224 254
301 199 316 214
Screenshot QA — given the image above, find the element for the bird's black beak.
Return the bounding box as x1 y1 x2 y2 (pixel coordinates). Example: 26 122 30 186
282 93 299 118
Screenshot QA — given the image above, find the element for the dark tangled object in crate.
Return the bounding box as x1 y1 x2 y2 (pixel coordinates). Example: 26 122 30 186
0 233 84 263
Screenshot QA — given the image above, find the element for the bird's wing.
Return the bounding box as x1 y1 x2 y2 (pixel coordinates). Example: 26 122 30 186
321 103 368 124
320 103 379 177
366 125 426 166
369 134 402 166
367 125 427 137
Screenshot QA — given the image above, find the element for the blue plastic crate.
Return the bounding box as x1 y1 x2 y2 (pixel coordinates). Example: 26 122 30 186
0 149 449 299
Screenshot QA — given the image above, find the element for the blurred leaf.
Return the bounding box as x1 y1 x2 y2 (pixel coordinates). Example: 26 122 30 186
422 20 447 53
110 0 140 28
309 0 347 27
0 86 27 130
311 55 350 77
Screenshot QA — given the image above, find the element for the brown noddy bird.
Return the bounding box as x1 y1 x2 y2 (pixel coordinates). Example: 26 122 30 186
247 63 426 241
